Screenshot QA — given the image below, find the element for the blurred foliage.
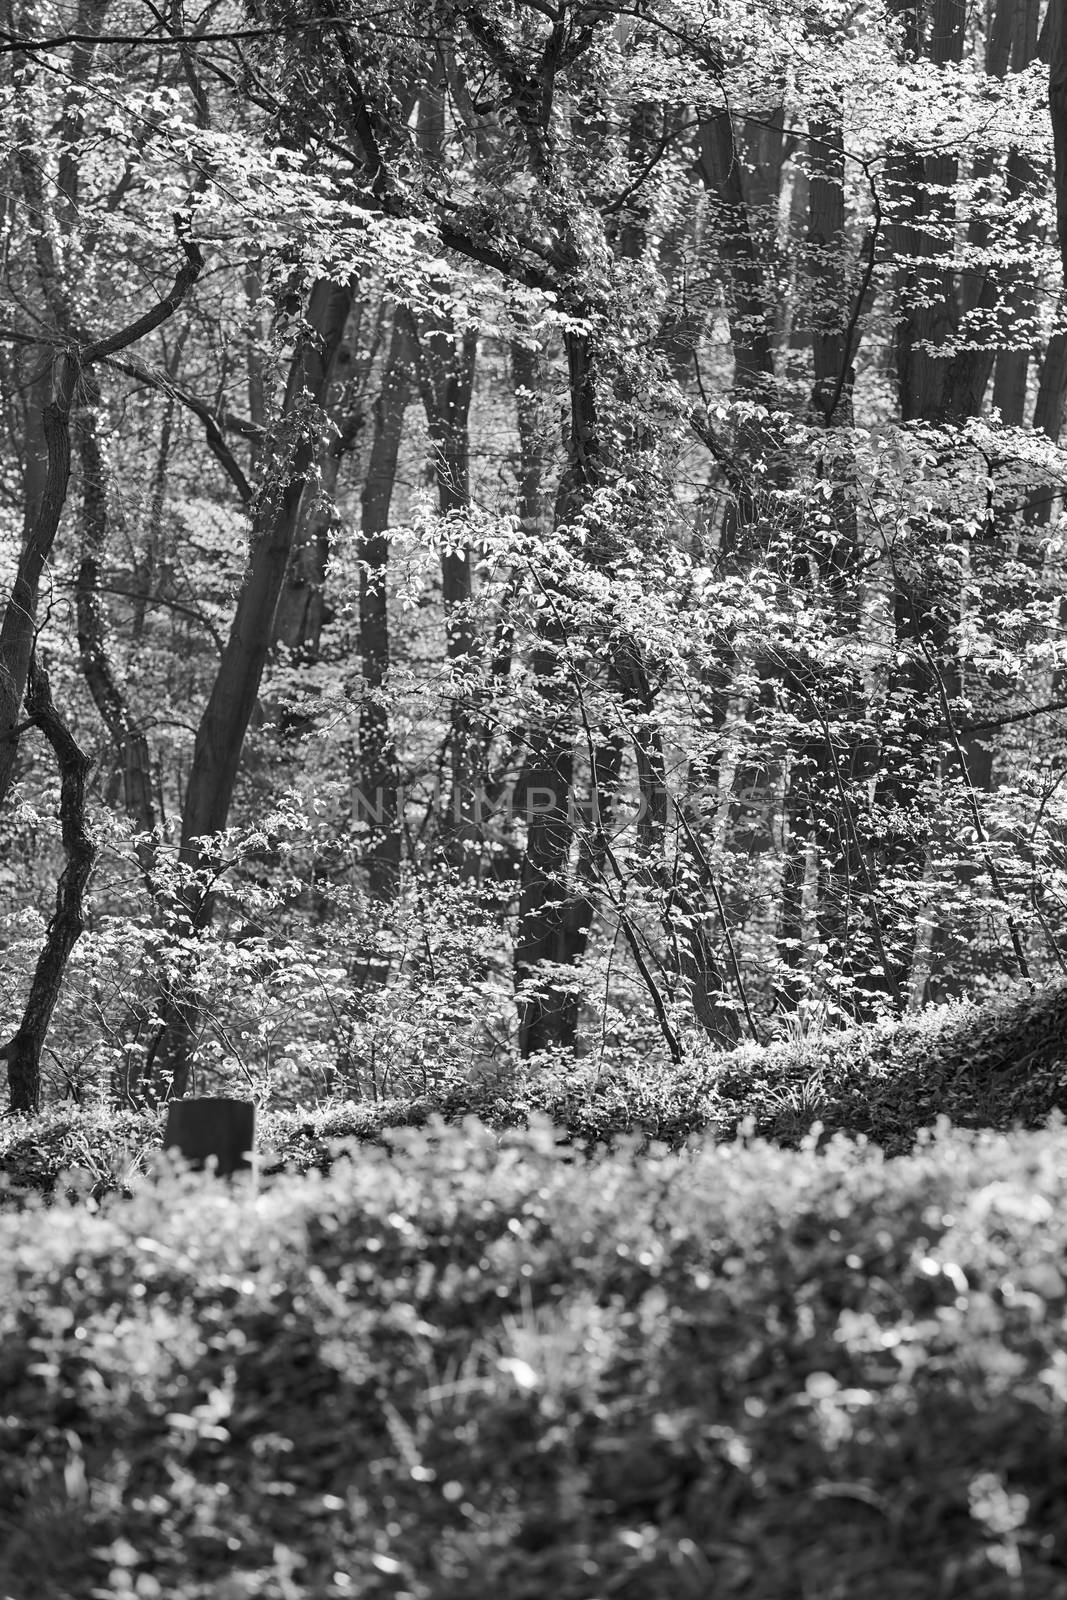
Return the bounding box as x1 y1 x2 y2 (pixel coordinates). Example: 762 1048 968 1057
5 1117 1067 1596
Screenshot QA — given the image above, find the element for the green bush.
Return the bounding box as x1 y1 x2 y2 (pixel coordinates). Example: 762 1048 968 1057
4 1119 1067 1598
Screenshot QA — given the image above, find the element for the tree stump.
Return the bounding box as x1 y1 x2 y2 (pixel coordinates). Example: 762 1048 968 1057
163 1097 256 1176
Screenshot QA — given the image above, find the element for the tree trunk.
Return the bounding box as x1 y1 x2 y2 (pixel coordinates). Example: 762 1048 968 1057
412 309 480 852
515 326 599 1056
273 434 344 659
179 277 355 871
789 111 885 1010
696 113 775 395
0 355 78 808
887 0 966 422
274 320 364 658
74 398 157 857
1025 326 1067 526
1050 0 1067 286
357 307 414 899
4 654 95 1113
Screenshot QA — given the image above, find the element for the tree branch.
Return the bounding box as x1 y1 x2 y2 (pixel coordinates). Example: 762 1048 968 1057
0 19 343 52
101 353 254 502
80 222 203 363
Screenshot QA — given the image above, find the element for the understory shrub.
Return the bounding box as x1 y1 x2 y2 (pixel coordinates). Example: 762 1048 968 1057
4 1120 1067 1598
4 982 1067 1197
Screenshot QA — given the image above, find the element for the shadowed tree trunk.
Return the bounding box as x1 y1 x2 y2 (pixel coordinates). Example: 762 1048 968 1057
4 653 95 1113
515 324 596 1056
179 277 356 868
776 107 892 1014
273 417 358 660
887 0 966 423
992 0 1042 427
1050 0 1067 286
413 78 482 856
696 110 776 549
74 397 157 863
273 316 364 659
358 307 415 899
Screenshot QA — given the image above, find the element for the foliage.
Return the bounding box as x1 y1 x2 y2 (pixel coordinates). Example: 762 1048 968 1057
5 1120 1067 1597
3 0 1067 1106
6 983 1067 1201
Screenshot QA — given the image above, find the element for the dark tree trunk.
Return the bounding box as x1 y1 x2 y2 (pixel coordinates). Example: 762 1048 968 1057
1025 327 1067 527
696 113 775 394
412 310 480 851
515 326 604 1057
887 0 966 423
274 319 364 659
358 308 415 899
273 438 343 660
696 110 777 550
511 341 552 538
4 654 95 1113
1050 0 1067 285
784 112 886 1010
74 398 157 860
0 356 78 808
179 277 355 870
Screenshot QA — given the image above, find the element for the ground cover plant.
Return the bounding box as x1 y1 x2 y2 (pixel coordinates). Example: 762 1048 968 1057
5 981 1067 1199
3 1119 1067 1599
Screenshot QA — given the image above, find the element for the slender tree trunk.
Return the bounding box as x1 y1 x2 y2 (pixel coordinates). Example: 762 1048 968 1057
74 398 157 854
4 654 95 1113
881 0 993 1002
274 310 364 658
696 114 775 395
887 0 966 423
412 311 480 851
515 327 598 1056
696 111 777 549
1050 0 1067 286
511 341 552 539
179 277 355 869
1026 326 1067 527
778 756 811 1008
691 107 777 888
358 308 414 898
273 405 362 660
0 355 78 808
789 110 887 1010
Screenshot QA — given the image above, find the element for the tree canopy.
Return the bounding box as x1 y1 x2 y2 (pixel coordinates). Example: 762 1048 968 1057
2 0 1067 1111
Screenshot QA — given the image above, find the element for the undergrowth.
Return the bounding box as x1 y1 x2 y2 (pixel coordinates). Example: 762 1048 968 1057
4 1120 1067 1597
4 982 1066 1198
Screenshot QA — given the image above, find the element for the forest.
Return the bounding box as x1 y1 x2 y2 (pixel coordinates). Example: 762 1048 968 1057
2 0 1067 1113
9 3 1067 1596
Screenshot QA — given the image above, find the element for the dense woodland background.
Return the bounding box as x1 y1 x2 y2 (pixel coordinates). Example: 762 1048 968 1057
3 0 1067 1114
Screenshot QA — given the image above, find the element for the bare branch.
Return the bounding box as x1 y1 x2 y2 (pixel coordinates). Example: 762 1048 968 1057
80 221 203 364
